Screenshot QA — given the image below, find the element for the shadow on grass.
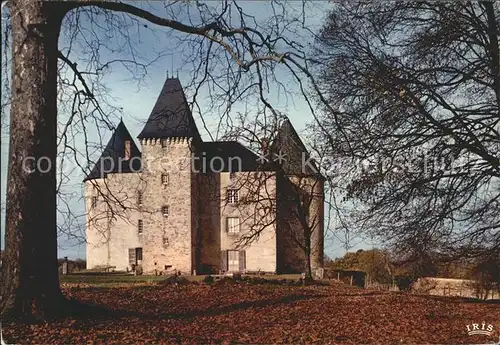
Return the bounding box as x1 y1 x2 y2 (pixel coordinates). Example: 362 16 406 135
65 292 327 323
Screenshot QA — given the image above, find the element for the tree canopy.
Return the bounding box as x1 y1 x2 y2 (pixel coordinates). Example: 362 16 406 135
314 1 499 261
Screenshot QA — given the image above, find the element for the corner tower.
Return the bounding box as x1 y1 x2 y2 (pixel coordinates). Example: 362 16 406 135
138 77 201 274
272 119 325 275
84 120 142 271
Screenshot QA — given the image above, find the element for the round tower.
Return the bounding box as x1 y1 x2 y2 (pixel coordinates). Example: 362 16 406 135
272 118 325 276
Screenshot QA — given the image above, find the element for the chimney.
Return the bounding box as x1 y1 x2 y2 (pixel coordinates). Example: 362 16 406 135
124 140 131 160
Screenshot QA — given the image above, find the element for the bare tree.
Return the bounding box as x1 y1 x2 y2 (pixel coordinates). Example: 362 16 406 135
220 114 325 281
470 251 500 300
1 0 330 318
313 2 500 263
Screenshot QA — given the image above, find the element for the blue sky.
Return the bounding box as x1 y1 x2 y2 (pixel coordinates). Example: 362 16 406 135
1 1 373 260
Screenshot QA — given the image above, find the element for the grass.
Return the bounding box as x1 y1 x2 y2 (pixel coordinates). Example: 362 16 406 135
60 272 303 286
60 273 168 285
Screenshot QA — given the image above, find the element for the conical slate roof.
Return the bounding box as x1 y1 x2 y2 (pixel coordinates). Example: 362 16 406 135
270 119 321 176
137 78 201 141
84 120 142 181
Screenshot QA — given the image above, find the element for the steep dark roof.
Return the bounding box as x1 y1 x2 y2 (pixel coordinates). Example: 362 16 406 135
200 141 270 172
84 120 142 181
270 119 322 176
137 78 201 141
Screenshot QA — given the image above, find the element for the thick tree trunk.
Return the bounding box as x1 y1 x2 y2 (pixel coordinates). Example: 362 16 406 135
1 0 66 319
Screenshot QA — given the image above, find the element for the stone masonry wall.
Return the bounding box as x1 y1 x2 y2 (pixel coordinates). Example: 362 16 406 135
139 137 194 274
85 173 143 271
276 175 324 274
197 173 221 273
219 171 277 273
86 141 323 276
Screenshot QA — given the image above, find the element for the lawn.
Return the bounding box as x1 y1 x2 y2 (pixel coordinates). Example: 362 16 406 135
59 273 199 286
59 273 301 286
3 279 499 344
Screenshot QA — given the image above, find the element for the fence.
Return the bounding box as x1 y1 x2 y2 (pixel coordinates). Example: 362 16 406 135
365 281 400 292
411 277 500 300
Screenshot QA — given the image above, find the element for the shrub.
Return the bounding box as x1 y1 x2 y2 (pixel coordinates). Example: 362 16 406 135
203 275 214 284
160 274 191 285
395 275 414 291
135 266 143 275
215 277 239 285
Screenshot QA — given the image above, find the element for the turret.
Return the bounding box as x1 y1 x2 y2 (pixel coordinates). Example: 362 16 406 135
271 118 325 275
84 119 141 182
84 120 142 270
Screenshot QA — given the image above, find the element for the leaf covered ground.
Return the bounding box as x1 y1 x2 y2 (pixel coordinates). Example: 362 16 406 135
3 280 499 344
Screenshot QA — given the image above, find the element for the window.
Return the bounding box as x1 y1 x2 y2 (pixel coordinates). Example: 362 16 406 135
138 220 143 234
124 140 131 160
227 189 238 204
228 250 239 272
162 206 169 217
128 247 143 269
226 217 240 234
136 248 143 261
137 191 143 206
161 173 169 185
91 196 97 209
161 139 168 148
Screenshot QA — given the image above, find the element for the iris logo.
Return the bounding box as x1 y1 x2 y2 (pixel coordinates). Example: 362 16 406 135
466 322 494 336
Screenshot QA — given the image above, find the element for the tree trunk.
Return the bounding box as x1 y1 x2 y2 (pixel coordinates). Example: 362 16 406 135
1 0 66 319
304 234 313 282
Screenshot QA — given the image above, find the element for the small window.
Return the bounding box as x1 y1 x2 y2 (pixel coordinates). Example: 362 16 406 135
227 189 238 204
161 139 168 148
136 247 143 261
227 217 240 233
124 140 131 160
137 191 143 206
91 196 97 208
162 206 169 217
138 220 143 234
161 173 169 185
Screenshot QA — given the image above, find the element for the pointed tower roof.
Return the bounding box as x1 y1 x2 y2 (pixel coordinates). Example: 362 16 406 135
270 119 321 176
84 120 142 181
137 77 201 141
